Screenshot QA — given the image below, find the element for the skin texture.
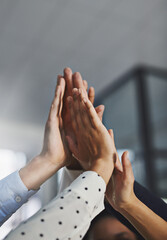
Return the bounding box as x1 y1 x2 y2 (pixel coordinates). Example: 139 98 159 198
90 216 137 240
19 78 70 190
66 88 116 184
62 68 105 170
19 67 105 190
106 151 167 240
106 151 135 211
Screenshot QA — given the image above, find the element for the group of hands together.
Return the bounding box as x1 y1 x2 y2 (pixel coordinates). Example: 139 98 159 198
39 67 136 213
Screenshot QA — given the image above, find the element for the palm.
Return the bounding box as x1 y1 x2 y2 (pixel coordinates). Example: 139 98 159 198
106 170 124 211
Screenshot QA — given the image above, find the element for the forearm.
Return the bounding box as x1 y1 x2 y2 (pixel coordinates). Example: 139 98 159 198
5 171 106 240
19 155 62 190
0 171 37 226
119 196 167 240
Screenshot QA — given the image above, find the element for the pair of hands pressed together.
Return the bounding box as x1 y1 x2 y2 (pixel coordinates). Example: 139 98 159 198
20 67 136 213
19 68 167 240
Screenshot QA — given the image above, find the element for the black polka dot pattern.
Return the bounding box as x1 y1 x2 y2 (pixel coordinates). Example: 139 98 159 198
4 171 105 240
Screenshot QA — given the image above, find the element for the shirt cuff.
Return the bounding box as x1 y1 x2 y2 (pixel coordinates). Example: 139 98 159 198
0 171 37 218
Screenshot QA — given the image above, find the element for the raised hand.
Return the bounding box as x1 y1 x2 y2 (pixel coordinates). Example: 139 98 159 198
106 150 135 211
40 77 70 167
106 142 167 240
19 78 70 190
66 88 116 184
61 68 105 169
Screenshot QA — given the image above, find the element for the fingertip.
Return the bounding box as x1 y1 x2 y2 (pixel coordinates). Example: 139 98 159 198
89 86 95 93
64 67 72 75
122 151 132 171
67 96 73 106
72 88 78 94
72 88 79 101
108 129 114 139
122 151 129 161
57 75 63 81
83 80 88 90
101 104 105 111
73 72 81 78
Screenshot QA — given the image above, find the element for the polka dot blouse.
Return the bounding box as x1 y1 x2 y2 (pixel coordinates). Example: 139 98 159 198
5 171 106 240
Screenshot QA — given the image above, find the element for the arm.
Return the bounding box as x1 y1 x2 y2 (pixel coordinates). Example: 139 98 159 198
0 171 37 227
59 68 105 193
119 195 167 240
0 78 69 226
106 151 167 240
5 171 106 240
5 78 116 240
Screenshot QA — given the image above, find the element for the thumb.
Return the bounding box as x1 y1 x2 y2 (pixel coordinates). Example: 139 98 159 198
121 151 134 181
95 105 105 121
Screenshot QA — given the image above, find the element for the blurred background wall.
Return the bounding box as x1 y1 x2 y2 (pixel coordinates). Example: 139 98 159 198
0 0 167 238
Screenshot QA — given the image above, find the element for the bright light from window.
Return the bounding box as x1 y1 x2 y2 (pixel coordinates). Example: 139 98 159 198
0 149 41 240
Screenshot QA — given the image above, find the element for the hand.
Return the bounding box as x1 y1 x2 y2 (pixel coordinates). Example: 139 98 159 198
106 150 136 211
40 78 70 167
66 88 116 184
19 79 70 190
62 68 105 169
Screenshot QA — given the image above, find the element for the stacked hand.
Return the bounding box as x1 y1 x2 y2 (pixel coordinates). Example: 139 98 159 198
61 68 105 169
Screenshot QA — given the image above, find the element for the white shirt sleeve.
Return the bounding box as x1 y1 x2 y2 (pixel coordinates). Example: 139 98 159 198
0 171 37 226
5 171 106 240
58 167 83 193
58 167 103 219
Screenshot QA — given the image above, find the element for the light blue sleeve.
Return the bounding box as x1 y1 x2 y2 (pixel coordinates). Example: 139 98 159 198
0 171 37 226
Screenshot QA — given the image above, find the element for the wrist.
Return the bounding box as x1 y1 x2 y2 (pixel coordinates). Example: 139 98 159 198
89 158 114 185
118 195 139 214
19 155 62 190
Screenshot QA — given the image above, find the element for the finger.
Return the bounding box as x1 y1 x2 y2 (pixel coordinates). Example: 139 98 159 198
64 67 73 96
114 153 123 172
95 105 105 121
73 72 84 89
76 88 92 128
108 129 114 139
80 89 101 128
57 74 63 83
108 129 122 172
72 88 84 129
83 80 88 91
121 151 134 180
57 77 65 116
73 72 87 98
67 96 78 133
66 135 79 159
88 87 95 104
48 85 61 121
108 129 116 149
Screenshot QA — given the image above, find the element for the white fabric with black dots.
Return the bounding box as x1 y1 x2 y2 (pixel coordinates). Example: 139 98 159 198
5 171 106 240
